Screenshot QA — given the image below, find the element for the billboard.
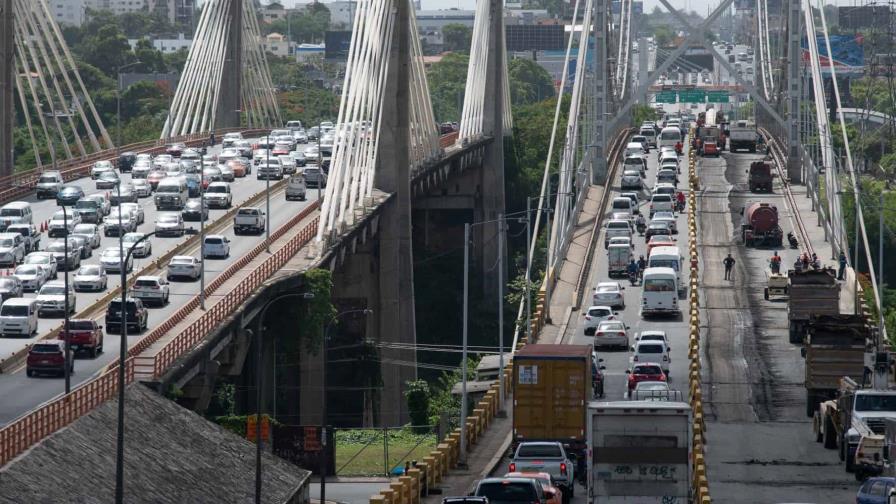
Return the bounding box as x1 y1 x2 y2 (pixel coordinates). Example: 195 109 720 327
325 31 352 60
801 34 865 76
506 25 564 51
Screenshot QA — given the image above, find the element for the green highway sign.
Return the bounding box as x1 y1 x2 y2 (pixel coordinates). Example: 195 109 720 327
677 90 706 103
707 91 730 103
656 91 677 103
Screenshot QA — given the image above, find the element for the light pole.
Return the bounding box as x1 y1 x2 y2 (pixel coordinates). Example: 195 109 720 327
60 205 71 394
115 61 142 153
253 291 317 504
265 135 271 252
320 308 373 504
199 159 206 309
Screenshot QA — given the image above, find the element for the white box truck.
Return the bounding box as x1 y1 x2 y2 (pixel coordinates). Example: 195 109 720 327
587 400 691 503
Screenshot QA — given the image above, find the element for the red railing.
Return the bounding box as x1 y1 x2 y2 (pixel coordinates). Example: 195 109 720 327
0 358 134 466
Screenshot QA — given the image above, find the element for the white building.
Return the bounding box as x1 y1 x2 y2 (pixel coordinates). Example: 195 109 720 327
49 0 89 26
263 32 295 57
127 33 193 53
415 9 475 48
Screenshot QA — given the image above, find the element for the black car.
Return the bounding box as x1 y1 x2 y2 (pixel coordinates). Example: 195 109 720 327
118 151 137 172
105 298 148 334
56 186 85 206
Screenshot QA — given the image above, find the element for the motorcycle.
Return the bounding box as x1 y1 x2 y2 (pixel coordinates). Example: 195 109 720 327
787 231 799 249
636 221 646 235
675 199 686 213
628 270 639 286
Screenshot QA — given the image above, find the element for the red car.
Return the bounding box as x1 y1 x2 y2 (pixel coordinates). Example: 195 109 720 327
60 319 104 358
626 362 667 392
26 340 74 377
165 143 185 157
503 472 563 504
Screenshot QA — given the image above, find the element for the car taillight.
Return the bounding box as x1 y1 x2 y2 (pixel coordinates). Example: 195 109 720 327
585 315 591 321
596 332 603 337
660 374 667 381
509 463 516 472
663 355 668 361
633 355 638 361
560 462 567 475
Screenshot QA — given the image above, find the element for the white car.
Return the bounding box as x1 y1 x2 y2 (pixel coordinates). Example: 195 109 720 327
204 182 232 209
122 232 152 258
90 160 115 179
593 320 629 349
582 305 618 336
71 224 102 249
48 209 81 237
132 178 152 198
104 208 137 236
0 232 25 266
24 252 58 280
636 330 671 348
167 255 202 281
620 170 642 190
35 281 76 316
120 203 144 225
592 281 625 309
607 236 634 249
100 247 133 273
631 339 671 374
203 235 230 259
631 381 673 401
155 212 185 237
13 264 48 292
131 275 170 306
73 264 107 292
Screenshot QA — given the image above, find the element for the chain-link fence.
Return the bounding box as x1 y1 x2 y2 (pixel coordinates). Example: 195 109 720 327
334 426 439 477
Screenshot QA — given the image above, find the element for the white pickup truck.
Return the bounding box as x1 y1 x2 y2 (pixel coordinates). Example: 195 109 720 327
509 441 575 502
233 207 266 235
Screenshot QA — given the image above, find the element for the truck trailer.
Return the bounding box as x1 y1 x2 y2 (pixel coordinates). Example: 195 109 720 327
788 268 841 344
741 202 783 247
803 314 870 417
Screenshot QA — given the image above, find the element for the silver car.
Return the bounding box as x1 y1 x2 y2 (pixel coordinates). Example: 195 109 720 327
23 252 58 280
167 255 201 281
14 264 48 292
0 233 25 266
132 178 152 198
155 212 185 237
100 247 133 273
73 264 107 292
122 232 152 258
120 203 144 225
71 224 102 249
35 281 76 316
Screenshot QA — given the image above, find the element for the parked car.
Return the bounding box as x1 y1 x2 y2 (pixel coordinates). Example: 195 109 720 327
167 255 202 281
73 264 108 292
26 340 73 377
592 281 625 308
131 275 170 306
594 319 629 349
105 297 148 333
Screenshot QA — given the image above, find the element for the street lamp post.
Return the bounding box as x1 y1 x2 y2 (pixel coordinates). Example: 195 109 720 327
200 161 206 309
265 135 271 252
61 205 71 394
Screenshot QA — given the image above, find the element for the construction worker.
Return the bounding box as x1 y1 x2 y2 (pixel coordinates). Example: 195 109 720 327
769 251 782 274
838 251 847 280
723 253 735 280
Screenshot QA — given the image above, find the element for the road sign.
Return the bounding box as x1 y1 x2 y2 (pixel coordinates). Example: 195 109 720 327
707 91 730 103
678 90 706 103
656 91 677 103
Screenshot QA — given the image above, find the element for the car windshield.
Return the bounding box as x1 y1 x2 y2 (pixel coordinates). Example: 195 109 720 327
40 286 66 295
122 234 143 243
78 266 101 275
52 211 68 220
636 382 669 390
73 225 93 234
74 201 96 210
38 175 58 184
0 208 20 217
638 344 665 353
205 237 223 244
158 215 179 223
109 301 138 314
854 394 896 412
99 172 117 179
597 285 618 293
0 239 14 247
102 250 121 258
135 279 159 287
633 365 663 375
48 242 73 253
600 322 625 331
516 444 562 457
0 278 16 289
23 256 47 265
61 187 79 194
588 308 611 317
649 222 668 229
238 209 258 216
644 278 675 292
207 186 227 193
68 320 95 330
171 258 193 265
16 265 38 274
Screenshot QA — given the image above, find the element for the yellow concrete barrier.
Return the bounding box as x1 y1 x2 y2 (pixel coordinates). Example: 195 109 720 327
370 495 387 504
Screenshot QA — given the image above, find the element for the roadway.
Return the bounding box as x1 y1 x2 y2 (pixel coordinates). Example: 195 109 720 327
0 140 322 425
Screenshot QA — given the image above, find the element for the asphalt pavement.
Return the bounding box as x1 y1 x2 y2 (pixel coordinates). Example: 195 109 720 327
0 140 322 425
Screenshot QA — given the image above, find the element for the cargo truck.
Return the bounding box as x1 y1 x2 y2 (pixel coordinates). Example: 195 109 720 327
787 268 841 344
587 401 691 502
747 160 774 192
729 126 758 152
741 202 783 247
802 315 870 417
513 344 593 483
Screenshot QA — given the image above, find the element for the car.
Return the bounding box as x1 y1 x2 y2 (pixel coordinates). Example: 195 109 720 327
105 297 148 333
630 380 673 401
155 212 185 237
73 197 103 224
202 166 223 187
104 208 137 237
302 166 327 188
132 160 152 179
607 236 633 249
604 219 633 248
56 186 85 206
183 199 209 222
227 159 249 178
99 247 133 273
0 276 23 302
84 193 111 216
256 161 283 180
120 202 144 225
651 211 678 234
121 232 152 258
23 252 57 280
167 255 202 281
90 160 115 179
291 150 306 167
582 305 618 336
132 178 152 198
7 224 40 253
856 477 896 504
36 171 64 199
278 155 298 175
26 340 73 377
131 275 170 306
46 238 81 270
60 319 104 358
234 207 266 234
619 192 640 213
0 232 25 266
68 235 92 259
147 170 166 190
645 220 673 239
631 134 650 152
620 170 642 190
622 155 647 176
35 281 76 316
72 264 107 292
110 183 138 205
216 163 235 182
656 168 678 187
204 182 233 208
503 471 563 504
48 209 80 237
13 264 48 292
626 362 667 393
594 319 629 349
166 143 186 157
636 329 671 348
71 223 102 249
631 339 671 374
647 235 676 254
95 170 120 190
203 235 230 259
303 145 320 162
472 477 544 504
592 281 625 308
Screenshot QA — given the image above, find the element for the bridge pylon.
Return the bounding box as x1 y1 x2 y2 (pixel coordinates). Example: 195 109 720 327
0 0 12 177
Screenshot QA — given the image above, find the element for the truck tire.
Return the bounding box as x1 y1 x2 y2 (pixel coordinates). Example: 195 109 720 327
823 415 837 449
846 445 857 473
764 288 769 300
789 323 801 344
806 391 816 417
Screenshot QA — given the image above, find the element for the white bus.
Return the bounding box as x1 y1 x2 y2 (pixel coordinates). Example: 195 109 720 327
640 267 680 317
658 126 682 149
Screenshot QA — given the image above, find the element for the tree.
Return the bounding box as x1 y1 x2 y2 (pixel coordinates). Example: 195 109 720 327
427 52 470 122
133 38 166 73
265 3 331 43
442 24 472 53
80 25 135 75
404 380 431 433
508 58 555 106
654 25 674 47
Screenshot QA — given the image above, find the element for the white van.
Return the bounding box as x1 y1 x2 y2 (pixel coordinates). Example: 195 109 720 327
640 267 680 317
0 298 39 337
658 127 683 149
154 177 189 210
624 142 646 158
0 202 33 230
648 246 685 296
607 243 634 277
639 127 658 148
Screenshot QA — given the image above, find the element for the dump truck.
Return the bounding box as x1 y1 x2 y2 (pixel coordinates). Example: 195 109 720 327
787 268 841 344
587 400 691 502
748 160 774 192
513 344 593 483
741 202 783 247
729 125 758 152
802 314 870 417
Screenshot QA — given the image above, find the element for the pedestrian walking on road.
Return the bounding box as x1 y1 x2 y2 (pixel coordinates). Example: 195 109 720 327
723 253 735 280
838 251 847 280
769 251 782 274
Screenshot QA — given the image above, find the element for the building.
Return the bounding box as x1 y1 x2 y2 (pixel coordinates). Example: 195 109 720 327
504 9 551 26
328 1 357 28
839 5 891 30
147 0 196 26
506 25 564 51
263 32 295 57
49 0 88 26
89 0 148 16
49 0 194 27
128 33 192 53
295 43 325 62
260 1 287 23
415 9 475 49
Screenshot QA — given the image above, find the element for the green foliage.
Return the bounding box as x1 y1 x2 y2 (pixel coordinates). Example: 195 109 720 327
133 38 167 73
442 24 473 53
508 59 556 106
427 53 470 122
404 380 431 433
215 415 249 438
79 24 136 75
654 25 674 47
633 104 657 126
301 269 338 354
264 4 331 42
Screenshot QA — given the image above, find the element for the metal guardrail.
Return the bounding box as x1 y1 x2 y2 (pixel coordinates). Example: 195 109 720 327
758 128 814 258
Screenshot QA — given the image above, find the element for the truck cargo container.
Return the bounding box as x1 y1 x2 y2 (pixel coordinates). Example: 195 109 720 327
587 401 691 502
748 161 774 192
729 126 758 152
803 315 870 417
788 268 841 344
741 202 783 247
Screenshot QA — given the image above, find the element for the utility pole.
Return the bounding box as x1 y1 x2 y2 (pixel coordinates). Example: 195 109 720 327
0 0 13 178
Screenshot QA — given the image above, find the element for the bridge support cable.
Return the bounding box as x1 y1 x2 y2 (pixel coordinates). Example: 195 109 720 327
161 0 280 138
591 0 610 183
613 0 632 102
786 0 802 181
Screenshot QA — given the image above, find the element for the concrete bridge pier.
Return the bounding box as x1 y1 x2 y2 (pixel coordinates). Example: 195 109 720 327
215 0 242 130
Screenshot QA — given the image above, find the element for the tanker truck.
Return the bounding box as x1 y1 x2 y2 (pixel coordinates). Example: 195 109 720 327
741 202 783 247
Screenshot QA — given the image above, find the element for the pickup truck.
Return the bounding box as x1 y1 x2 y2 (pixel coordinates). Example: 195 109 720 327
509 441 575 502
59 319 104 358
234 207 266 235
